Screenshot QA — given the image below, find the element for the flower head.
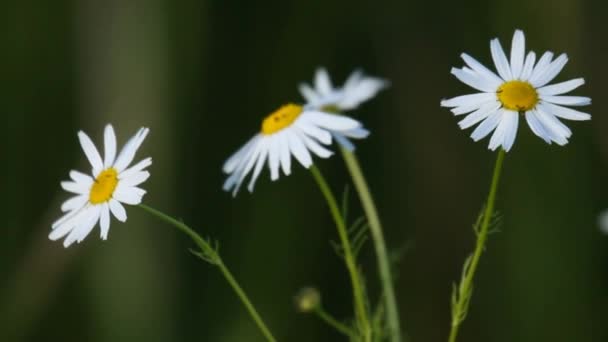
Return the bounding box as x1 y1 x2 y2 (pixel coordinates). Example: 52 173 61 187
298 68 386 150
223 103 368 196
441 30 591 152
299 68 388 112
50 124 151 247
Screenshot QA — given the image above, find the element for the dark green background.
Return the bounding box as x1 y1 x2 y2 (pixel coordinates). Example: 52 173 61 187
1 0 606 341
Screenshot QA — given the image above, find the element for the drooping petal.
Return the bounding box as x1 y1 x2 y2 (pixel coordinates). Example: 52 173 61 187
99 203 111 240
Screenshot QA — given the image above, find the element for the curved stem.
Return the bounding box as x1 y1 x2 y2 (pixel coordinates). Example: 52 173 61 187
138 204 277 342
341 148 402 342
448 149 506 342
309 165 372 342
314 307 356 338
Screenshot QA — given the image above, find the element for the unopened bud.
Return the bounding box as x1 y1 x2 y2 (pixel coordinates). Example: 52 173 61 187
294 287 321 313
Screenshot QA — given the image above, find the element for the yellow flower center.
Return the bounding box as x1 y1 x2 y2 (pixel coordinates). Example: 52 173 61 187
261 104 303 135
497 81 539 112
89 168 119 204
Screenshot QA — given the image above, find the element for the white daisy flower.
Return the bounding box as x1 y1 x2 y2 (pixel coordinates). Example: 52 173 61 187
50 124 151 247
441 29 591 152
298 68 387 150
223 103 368 196
299 67 389 112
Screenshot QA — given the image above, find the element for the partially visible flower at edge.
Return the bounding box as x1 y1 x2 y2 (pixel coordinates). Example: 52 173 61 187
222 104 368 196
50 124 151 247
598 210 608 234
441 29 591 152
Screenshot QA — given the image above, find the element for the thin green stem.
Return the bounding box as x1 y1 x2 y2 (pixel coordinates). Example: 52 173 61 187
341 148 402 342
314 307 357 338
309 165 372 342
448 149 506 342
138 204 277 342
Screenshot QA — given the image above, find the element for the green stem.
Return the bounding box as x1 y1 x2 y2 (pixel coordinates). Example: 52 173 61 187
448 149 506 342
314 307 357 338
138 204 277 342
309 165 372 342
341 148 402 342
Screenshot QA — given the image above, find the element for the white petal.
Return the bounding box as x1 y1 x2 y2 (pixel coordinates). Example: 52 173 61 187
50 207 92 242
519 52 537 81
103 124 117 168
540 95 591 107
510 30 525 79
61 195 88 212
277 131 291 176
296 129 333 158
119 157 153 180
222 135 260 174
64 206 101 247
341 127 369 139
529 53 568 88
61 181 90 195
488 112 508 151
109 199 127 222
535 108 571 144
227 138 267 195
502 110 519 152
52 206 87 229
333 133 355 151
534 110 568 145
304 111 361 131
299 83 321 103
451 68 498 92
471 110 502 141
100 203 111 240
296 121 332 144
268 137 280 181
525 111 552 144
458 102 501 129
441 93 497 108
113 127 150 173
287 130 312 168
460 53 503 86
70 170 94 185
537 78 584 96
314 68 333 96
490 38 512 80
247 142 270 192
78 131 104 176
338 76 388 110
120 171 150 187
113 185 145 205
538 102 591 121
528 51 554 83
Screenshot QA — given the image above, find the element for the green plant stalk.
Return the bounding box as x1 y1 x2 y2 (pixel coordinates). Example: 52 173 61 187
309 165 372 342
314 307 356 338
448 149 506 342
341 148 402 342
138 204 277 342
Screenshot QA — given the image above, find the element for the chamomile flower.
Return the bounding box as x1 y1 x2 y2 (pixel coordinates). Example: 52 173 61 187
50 124 151 247
441 29 591 152
223 103 368 196
299 68 389 111
298 68 387 150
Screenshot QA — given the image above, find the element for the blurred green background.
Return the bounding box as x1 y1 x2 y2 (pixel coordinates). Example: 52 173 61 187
1 0 607 341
